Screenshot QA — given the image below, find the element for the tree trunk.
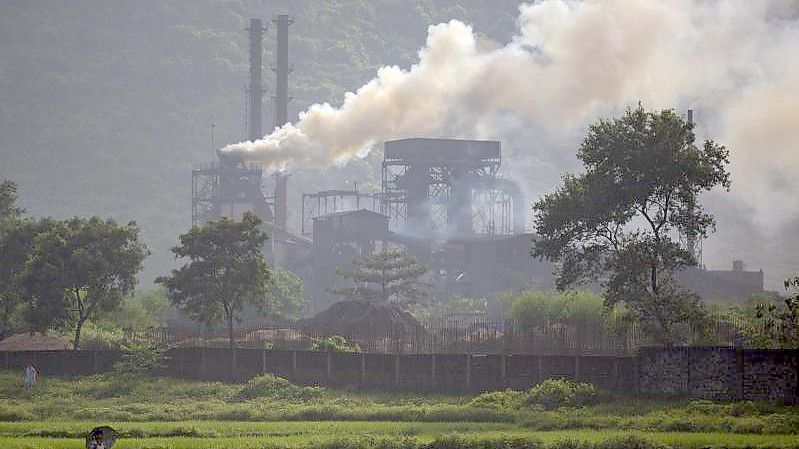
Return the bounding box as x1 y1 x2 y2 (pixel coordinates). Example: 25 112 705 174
74 316 86 350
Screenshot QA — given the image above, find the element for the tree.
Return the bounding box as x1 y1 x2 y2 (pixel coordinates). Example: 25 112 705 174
0 219 54 334
22 217 148 349
753 277 799 348
157 212 270 348
263 269 306 319
532 106 730 345
330 249 428 309
0 180 24 221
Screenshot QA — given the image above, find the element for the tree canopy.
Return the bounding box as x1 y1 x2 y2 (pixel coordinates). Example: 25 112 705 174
157 212 271 348
533 106 730 345
330 249 428 309
22 217 148 349
0 180 24 221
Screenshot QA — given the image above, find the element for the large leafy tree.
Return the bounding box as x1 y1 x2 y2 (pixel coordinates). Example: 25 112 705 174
0 180 29 333
157 212 270 348
0 218 55 333
22 217 148 349
330 249 428 309
533 106 730 345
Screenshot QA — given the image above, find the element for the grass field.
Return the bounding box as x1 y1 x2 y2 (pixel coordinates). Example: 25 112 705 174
1 371 797 448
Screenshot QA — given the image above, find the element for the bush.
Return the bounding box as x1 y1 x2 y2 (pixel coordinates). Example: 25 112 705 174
524 379 600 409
422 435 543 449
469 389 524 410
312 335 361 352
238 374 324 401
112 343 170 377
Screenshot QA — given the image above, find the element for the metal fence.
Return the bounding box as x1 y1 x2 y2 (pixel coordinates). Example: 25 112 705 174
123 311 785 355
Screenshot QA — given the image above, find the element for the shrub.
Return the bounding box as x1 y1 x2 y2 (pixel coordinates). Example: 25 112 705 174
423 435 543 449
524 379 600 409
469 389 524 410
237 374 324 401
312 335 361 352
112 343 169 377
591 435 665 449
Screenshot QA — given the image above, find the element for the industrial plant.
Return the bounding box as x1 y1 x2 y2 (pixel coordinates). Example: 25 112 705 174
191 16 764 316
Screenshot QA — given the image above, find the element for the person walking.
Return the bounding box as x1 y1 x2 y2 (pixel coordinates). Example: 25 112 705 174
23 364 38 389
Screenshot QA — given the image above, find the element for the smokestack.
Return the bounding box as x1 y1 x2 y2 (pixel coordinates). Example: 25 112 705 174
247 19 266 142
273 14 292 233
685 108 698 262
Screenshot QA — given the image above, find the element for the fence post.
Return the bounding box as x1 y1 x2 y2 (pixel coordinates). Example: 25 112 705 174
262 348 267 374
465 354 471 392
574 355 581 381
4 351 8 370
291 351 297 379
611 357 619 390
92 350 99 373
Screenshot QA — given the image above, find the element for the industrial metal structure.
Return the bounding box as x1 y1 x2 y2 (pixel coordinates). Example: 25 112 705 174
381 138 525 237
189 19 764 319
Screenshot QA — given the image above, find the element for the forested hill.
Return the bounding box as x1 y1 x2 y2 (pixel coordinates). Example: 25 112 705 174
0 0 521 284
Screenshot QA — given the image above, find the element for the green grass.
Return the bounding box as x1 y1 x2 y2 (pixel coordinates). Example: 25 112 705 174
1 370 797 448
0 429 797 449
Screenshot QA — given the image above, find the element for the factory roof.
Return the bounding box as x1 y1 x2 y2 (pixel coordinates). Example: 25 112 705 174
312 209 388 221
384 138 500 164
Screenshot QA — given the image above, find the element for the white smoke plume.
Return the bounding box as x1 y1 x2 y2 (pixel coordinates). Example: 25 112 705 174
223 0 799 229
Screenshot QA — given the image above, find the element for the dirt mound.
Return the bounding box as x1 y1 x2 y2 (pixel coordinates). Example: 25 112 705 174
0 333 72 351
298 300 423 339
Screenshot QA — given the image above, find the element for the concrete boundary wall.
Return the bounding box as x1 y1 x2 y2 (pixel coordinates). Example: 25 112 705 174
2 347 796 402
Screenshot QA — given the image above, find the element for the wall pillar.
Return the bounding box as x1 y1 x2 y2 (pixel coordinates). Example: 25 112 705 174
574 355 581 381
231 347 237 380
92 350 99 373
291 351 298 379
200 347 207 379
500 354 507 388
465 354 472 392
537 355 543 383
360 352 366 389
394 353 401 388
431 354 437 391
262 348 267 374
326 351 332 384
611 358 619 390
736 349 745 400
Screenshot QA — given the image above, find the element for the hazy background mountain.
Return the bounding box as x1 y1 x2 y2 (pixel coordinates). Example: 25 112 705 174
0 0 794 290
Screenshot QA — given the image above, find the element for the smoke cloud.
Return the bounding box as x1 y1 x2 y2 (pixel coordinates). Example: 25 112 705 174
223 0 799 231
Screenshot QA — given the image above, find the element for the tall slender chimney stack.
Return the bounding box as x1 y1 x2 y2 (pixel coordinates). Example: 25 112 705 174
247 18 266 142
273 14 292 234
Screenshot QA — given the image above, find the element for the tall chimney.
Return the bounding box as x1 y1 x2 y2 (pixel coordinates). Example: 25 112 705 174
247 19 266 142
273 14 292 233
685 108 698 261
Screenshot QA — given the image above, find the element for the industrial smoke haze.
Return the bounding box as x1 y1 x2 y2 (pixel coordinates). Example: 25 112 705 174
222 0 799 228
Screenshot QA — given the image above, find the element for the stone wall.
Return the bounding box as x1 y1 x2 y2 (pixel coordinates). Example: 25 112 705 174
639 347 797 404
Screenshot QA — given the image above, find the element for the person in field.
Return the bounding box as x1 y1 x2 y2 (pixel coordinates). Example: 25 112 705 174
22 364 38 389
